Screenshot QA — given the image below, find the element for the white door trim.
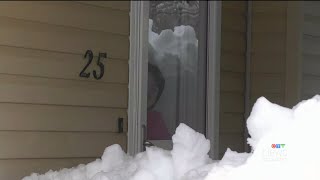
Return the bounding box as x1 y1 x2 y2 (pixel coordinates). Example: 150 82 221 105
128 1 222 159
127 1 149 155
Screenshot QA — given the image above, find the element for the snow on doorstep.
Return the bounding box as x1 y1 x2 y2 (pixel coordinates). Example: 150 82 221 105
22 123 211 180
23 96 320 180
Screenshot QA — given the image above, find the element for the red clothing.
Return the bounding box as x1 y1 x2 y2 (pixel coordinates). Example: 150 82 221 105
147 111 171 140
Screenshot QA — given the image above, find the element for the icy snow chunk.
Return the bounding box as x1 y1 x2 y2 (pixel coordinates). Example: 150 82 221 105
219 149 250 167
171 124 211 180
246 97 293 150
205 95 320 180
87 144 134 180
133 147 174 180
101 144 129 172
182 163 215 180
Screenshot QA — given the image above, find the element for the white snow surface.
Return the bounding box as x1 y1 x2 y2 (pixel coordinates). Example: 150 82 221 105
205 96 320 180
22 123 212 180
23 95 320 180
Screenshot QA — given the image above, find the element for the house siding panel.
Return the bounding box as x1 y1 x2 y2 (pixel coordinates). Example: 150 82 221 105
0 1 129 179
302 2 320 99
219 1 247 158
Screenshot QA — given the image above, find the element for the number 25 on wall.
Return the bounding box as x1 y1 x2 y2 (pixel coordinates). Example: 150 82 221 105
79 50 107 80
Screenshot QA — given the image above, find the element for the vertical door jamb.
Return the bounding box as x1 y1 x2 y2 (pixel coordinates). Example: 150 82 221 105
128 1 149 156
206 1 222 160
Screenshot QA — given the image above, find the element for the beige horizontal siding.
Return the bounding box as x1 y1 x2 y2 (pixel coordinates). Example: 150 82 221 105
250 1 287 108
303 35 320 55
222 1 246 13
219 133 244 157
0 132 126 159
252 13 286 33
78 1 130 11
304 1 320 17
0 1 129 35
0 103 127 132
222 11 246 33
0 16 128 60
251 33 286 53
221 31 246 54
0 1 130 179
0 46 128 84
250 93 283 107
0 74 127 108
221 54 246 73
302 2 320 100
220 93 244 114
220 113 244 133
252 1 287 13
221 72 245 93
304 16 320 36
302 76 320 95
251 74 283 94
219 1 247 158
303 54 320 76
251 54 285 74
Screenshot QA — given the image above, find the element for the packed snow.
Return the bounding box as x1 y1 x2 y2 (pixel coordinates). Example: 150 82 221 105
23 96 320 180
205 96 320 180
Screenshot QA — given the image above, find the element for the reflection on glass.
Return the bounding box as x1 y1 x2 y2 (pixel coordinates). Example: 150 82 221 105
147 0 207 140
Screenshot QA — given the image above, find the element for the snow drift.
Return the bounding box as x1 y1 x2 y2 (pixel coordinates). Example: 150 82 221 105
22 123 212 180
23 96 320 180
205 96 320 180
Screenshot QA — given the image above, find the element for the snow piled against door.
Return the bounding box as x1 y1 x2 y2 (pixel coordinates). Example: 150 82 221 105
23 95 320 180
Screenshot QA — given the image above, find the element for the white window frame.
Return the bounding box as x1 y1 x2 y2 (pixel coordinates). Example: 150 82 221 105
128 1 221 159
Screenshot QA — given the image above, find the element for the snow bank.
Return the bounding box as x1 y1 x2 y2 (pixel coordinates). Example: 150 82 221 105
171 124 212 180
23 96 320 180
205 96 320 180
22 123 212 180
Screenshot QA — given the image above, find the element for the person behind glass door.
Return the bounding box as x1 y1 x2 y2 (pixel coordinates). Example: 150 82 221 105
147 63 171 140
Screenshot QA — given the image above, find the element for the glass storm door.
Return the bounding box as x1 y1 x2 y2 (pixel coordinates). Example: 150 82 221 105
144 0 208 150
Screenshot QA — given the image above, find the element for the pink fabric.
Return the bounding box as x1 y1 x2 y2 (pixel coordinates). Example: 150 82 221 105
147 111 171 140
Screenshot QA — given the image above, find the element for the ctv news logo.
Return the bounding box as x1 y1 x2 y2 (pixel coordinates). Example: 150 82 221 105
271 144 285 149
263 144 287 161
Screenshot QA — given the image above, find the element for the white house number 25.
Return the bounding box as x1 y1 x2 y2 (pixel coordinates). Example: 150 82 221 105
79 50 107 80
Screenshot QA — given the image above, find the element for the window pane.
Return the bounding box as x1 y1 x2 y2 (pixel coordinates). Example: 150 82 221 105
147 1 207 140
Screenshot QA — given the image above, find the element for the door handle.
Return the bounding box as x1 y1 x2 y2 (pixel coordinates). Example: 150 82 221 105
143 140 154 148
142 124 154 150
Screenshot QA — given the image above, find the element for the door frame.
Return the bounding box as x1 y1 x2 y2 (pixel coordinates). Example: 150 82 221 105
128 1 222 159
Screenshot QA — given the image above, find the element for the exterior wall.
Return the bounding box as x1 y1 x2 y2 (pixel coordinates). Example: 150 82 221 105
301 1 320 100
250 1 288 108
219 1 247 158
251 1 303 108
219 1 303 158
0 1 129 179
